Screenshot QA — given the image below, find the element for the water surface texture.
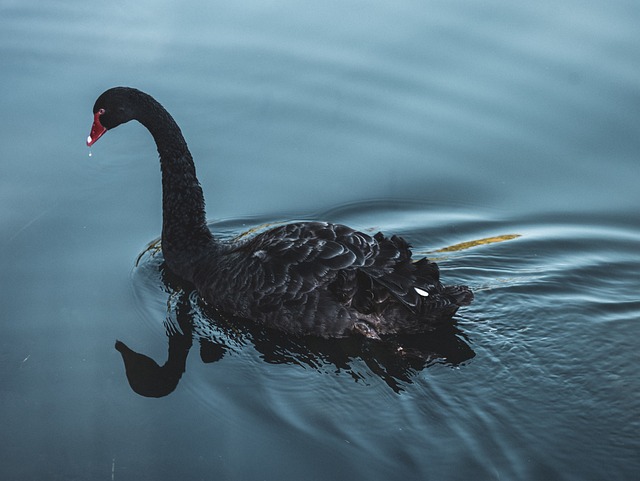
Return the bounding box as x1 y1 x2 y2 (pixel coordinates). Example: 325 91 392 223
1 1 639 480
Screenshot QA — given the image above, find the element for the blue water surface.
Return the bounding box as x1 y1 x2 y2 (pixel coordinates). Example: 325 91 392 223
1 1 639 480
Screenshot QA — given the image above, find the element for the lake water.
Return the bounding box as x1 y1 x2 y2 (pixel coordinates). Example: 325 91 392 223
1 0 639 479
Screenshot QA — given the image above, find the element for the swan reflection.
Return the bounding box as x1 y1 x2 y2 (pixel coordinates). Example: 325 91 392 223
117 263 475 397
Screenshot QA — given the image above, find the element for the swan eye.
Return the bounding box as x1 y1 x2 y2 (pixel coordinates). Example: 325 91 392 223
98 108 106 115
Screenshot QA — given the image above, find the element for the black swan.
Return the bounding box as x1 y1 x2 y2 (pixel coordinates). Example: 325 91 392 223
87 87 472 338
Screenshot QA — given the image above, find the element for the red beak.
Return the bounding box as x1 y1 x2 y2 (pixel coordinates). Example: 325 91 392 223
87 111 107 146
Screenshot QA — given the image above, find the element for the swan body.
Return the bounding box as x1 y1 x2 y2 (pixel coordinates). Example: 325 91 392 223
88 87 472 338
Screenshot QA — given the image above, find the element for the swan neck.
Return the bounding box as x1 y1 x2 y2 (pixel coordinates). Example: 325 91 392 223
136 95 214 280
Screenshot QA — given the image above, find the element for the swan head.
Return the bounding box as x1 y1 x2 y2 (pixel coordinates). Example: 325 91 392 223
87 87 139 146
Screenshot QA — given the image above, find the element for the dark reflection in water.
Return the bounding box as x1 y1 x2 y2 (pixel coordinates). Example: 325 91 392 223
119 262 475 397
115 294 196 398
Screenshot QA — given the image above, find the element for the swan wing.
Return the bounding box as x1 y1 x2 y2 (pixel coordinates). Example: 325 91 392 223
235 222 452 313
196 221 471 335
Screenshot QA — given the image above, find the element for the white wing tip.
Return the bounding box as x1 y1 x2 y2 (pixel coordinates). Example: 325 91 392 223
414 287 429 297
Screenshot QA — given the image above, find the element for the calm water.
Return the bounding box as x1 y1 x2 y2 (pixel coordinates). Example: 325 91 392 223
1 0 639 479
